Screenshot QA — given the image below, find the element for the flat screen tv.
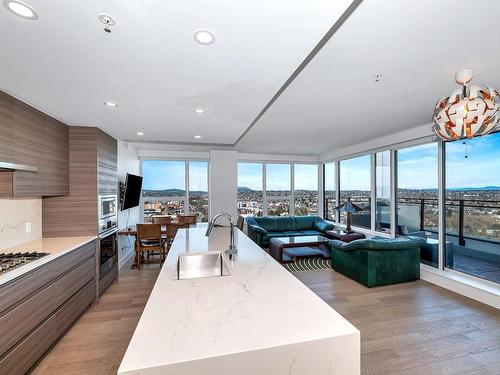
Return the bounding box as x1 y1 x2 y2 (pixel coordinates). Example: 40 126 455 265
121 173 143 210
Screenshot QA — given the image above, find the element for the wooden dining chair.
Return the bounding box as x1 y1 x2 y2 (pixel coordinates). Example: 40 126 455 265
165 224 180 253
236 215 245 231
136 224 165 270
152 216 172 224
178 214 197 225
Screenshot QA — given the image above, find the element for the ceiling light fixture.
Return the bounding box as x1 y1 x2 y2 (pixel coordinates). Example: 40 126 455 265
137 132 144 136
194 135 202 139
98 13 115 33
3 0 38 20
193 29 216 45
194 108 205 114
433 68 499 141
104 101 118 108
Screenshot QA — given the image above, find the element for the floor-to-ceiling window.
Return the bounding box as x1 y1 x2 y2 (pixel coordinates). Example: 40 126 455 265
141 160 208 222
375 151 391 233
397 143 439 266
339 155 371 228
265 164 291 216
237 163 263 217
294 164 318 215
323 162 337 221
188 161 209 222
445 132 500 283
237 162 319 217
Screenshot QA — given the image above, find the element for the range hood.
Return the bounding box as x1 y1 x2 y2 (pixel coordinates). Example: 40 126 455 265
0 161 38 173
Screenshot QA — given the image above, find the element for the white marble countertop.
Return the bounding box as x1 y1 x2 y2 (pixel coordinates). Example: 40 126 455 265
0 236 97 286
119 227 359 374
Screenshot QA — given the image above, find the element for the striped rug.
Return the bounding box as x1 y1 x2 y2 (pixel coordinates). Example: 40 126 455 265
282 257 331 272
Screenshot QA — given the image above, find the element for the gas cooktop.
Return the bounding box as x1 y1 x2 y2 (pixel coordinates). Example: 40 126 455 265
0 252 50 274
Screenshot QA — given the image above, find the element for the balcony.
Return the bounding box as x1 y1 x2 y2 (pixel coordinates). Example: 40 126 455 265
398 197 500 284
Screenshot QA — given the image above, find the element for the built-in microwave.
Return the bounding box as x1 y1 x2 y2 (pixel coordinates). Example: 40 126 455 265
99 195 117 220
98 195 117 234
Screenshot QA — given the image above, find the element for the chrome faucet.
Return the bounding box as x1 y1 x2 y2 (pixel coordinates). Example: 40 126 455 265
205 212 238 258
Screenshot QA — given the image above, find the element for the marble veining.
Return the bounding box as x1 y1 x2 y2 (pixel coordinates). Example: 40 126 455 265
118 227 360 375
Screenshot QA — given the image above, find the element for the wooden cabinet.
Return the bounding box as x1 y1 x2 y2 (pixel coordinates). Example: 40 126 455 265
43 113 69 196
0 92 15 164
0 240 97 375
43 127 117 237
98 128 118 195
0 90 69 197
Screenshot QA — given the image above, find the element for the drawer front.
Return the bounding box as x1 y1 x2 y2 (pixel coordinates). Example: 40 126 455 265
0 240 96 314
99 264 117 296
0 257 95 356
0 280 95 375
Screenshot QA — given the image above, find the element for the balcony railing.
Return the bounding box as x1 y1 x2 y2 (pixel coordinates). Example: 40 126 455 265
397 197 500 246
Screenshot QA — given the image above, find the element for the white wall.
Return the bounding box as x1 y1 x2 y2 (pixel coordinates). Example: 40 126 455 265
0 198 42 248
117 142 141 268
209 150 238 221
320 123 435 161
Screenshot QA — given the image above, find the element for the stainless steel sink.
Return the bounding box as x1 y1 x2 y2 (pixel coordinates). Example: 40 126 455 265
174 252 231 280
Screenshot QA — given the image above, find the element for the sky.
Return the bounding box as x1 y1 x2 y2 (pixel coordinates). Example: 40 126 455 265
142 160 208 191
237 163 318 191
446 132 500 188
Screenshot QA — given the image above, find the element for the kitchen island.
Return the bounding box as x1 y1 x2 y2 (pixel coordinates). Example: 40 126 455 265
118 227 360 375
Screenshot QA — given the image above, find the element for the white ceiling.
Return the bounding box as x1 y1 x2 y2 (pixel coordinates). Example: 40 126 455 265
236 0 500 155
1 0 500 156
0 0 354 145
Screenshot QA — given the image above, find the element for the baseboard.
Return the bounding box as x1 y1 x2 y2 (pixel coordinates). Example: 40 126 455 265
118 248 134 270
420 265 500 309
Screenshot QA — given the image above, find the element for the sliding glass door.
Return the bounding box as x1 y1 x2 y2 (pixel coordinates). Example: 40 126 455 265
445 133 500 283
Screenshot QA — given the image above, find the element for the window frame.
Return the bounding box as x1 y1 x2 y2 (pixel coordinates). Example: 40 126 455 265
140 158 209 222
237 161 320 217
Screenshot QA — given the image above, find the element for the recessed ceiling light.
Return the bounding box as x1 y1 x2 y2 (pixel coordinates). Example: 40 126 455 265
137 132 144 136
3 0 38 20
193 29 215 45
104 101 118 108
194 135 202 139
194 108 205 114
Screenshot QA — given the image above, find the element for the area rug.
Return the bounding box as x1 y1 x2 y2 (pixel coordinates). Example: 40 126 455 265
282 257 331 272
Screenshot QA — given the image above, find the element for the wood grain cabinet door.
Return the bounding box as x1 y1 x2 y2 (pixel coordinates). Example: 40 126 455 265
10 99 69 197
0 92 15 197
44 114 69 196
13 99 47 197
0 92 15 164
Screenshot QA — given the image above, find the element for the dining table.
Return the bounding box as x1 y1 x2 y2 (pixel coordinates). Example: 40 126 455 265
118 222 197 268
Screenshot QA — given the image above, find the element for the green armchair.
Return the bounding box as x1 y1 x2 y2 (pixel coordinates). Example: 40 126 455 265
329 236 426 287
246 216 334 248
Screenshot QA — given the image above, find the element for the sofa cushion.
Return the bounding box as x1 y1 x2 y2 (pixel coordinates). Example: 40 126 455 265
253 217 278 232
331 236 426 251
276 217 297 232
300 230 322 236
282 231 304 237
313 218 334 231
295 216 315 230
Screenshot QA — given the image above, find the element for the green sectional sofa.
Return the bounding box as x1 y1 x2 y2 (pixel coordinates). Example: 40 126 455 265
329 236 426 287
246 216 334 248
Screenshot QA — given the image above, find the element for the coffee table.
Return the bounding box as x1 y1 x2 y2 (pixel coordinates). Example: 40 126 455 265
324 229 365 243
269 236 330 264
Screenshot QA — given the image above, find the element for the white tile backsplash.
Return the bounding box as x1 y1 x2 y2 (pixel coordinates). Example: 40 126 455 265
0 198 42 249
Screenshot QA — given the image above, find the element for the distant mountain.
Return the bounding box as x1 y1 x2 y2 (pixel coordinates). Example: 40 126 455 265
143 188 185 194
448 186 500 191
237 186 255 193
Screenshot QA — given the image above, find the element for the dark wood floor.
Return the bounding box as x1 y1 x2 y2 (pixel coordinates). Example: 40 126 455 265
32 261 500 375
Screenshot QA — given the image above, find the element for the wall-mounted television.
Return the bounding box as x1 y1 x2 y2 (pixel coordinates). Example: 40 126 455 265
121 173 143 210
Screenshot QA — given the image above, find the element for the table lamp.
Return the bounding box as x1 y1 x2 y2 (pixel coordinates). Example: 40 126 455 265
335 198 363 234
